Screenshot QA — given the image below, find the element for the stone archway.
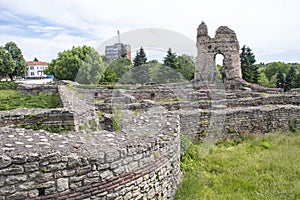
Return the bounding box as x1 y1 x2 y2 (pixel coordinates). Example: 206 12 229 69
194 22 242 81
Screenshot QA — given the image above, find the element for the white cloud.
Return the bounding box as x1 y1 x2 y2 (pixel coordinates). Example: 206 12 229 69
0 0 299 62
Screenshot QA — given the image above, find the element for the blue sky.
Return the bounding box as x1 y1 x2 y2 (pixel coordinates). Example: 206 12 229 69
0 0 299 63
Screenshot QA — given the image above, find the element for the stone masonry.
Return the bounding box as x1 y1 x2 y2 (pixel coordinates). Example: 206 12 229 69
0 114 181 200
0 22 299 200
195 22 242 81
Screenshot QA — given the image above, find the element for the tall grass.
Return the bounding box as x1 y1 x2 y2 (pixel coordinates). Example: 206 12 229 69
175 131 300 200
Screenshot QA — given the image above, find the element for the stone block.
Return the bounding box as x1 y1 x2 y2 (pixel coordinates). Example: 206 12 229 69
70 175 85 182
0 176 5 187
123 191 132 200
62 169 76 177
27 153 39 162
83 177 99 185
24 162 39 172
28 189 39 198
99 170 113 180
0 165 24 175
39 180 55 188
47 162 67 171
36 172 53 183
0 154 11 168
110 160 122 169
6 174 27 185
57 178 69 192
7 191 28 200
133 153 143 161
18 181 36 191
11 155 26 164
127 161 139 171
0 185 15 195
87 171 100 178
122 156 133 165
105 150 120 163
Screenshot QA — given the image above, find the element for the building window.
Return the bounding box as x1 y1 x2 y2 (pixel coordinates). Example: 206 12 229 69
30 66 34 70
31 72 34 76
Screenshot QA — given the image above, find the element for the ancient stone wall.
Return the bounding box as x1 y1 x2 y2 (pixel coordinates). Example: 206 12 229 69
180 105 300 141
0 108 75 132
0 85 99 132
17 84 58 95
0 114 181 200
195 22 242 81
58 86 99 131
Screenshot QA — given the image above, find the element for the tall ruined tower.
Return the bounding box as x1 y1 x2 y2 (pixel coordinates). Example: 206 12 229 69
195 22 242 81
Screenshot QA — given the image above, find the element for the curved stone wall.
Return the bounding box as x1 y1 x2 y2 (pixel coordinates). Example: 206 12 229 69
0 115 181 200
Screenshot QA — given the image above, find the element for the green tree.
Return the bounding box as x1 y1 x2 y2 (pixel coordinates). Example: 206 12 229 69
276 70 285 89
176 54 195 80
163 48 178 69
76 49 104 84
133 47 147 66
120 44 128 58
110 58 132 78
100 66 119 83
258 72 270 87
139 47 147 64
284 66 296 91
45 45 104 84
101 58 132 83
264 62 289 81
0 47 16 79
131 64 150 85
4 42 27 80
293 73 300 88
155 64 183 83
240 45 258 83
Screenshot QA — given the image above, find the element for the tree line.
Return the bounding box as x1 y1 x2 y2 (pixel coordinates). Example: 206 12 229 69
44 45 195 85
0 41 299 91
240 45 300 91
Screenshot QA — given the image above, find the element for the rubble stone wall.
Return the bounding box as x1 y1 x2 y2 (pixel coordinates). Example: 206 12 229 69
17 85 58 95
0 114 181 200
180 105 300 142
0 109 75 131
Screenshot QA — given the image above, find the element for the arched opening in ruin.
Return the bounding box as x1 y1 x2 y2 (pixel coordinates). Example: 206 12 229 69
214 54 225 80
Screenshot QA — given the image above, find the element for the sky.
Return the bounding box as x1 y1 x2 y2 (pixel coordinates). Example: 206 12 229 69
0 0 299 64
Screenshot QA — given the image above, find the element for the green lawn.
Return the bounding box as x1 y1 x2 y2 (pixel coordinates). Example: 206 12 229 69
175 131 300 200
0 90 60 110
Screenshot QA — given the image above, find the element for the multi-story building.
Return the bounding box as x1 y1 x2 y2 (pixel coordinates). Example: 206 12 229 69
26 61 48 78
105 43 131 60
105 31 131 60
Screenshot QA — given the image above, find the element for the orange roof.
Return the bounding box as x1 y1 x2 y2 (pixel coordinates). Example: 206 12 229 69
26 61 48 65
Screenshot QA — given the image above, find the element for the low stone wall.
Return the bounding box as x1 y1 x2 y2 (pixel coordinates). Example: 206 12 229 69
0 114 181 200
180 105 300 141
0 108 75 132
17 84 58 95
0 85 99 132
96 94 300 113
58 86 98 131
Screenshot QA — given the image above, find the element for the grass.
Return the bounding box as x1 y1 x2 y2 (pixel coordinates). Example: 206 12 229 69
0 81 18 90
175 131 300 200
0 90 60 110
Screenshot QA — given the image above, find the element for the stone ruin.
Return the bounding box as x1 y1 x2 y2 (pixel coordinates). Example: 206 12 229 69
0 23 299 200
195 22 242 81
